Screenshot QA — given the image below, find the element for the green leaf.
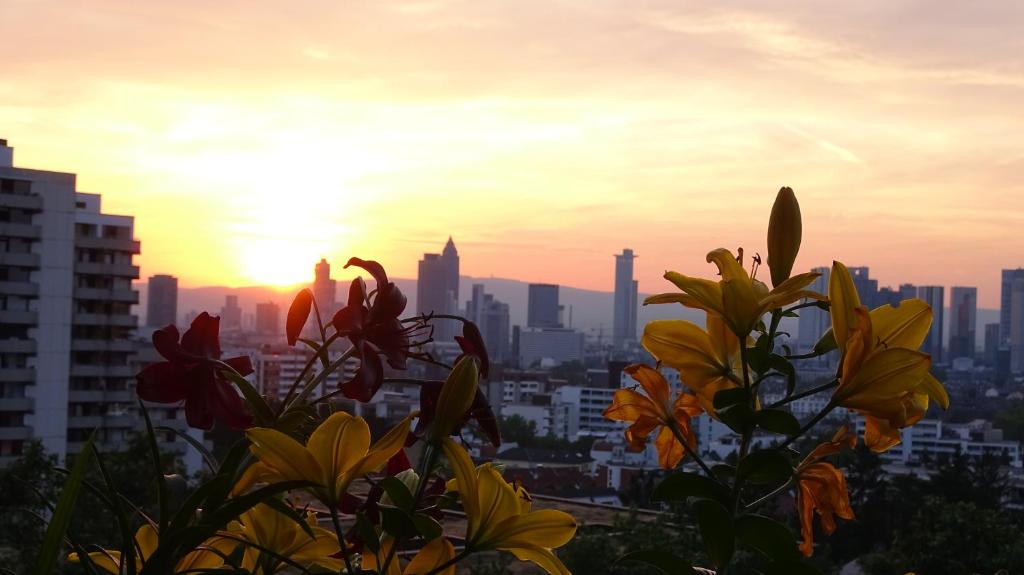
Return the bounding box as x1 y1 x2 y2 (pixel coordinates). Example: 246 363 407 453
713 387 748 410
379 506 419 538
766 354 797 396
718 402 756 434
615 550 696 574
748 336 774 374
711 464 737 481
738 450 793 486
652 472 729 504
736 514 800 561
91 447 138 575
412 514 443 541
380 476 415 510
759 560 824 575
755 409 800 437
32 433 95 575
155 425 218 472
272 410 312 433
355 513 381 553
221 368 275 425
812 328 836 355
694 499 734 569
138 401 170 533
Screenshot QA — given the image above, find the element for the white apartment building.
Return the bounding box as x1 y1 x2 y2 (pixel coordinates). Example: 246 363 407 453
0 139 192 464
856 418 1022 468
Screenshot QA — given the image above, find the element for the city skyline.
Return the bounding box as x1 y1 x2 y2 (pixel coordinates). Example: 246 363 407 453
3 2 1024 306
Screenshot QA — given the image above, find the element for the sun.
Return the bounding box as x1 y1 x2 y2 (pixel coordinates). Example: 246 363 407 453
234 234 332 288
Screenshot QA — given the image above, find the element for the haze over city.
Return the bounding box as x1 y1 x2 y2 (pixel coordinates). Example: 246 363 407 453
3 1 1023 305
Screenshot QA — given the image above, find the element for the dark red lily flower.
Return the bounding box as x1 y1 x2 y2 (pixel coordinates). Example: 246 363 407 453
136 312 254 430
412 378 501 448
455 320 490 378
332 258 431 402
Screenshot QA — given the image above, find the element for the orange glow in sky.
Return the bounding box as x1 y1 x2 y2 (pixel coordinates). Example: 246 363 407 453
2 1 1023 305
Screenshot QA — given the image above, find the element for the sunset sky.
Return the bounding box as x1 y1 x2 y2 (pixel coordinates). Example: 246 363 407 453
3 1 1023 306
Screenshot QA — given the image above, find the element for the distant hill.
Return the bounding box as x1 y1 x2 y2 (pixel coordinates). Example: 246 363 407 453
134 278 996 349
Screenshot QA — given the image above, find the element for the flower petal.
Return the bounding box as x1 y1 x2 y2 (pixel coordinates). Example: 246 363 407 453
441 438 479 533
829 261 862 351
136 362 190 403
489 509 577 550
507 543 573 575
663 272 724 315
474 465 525 546
403 537 455 575
917 372 949 410
603 388 660 424
621 364 672 413
307 411 370 485
181 312 222 359
247 427 323 484
870 298 932 351
286 289 314 346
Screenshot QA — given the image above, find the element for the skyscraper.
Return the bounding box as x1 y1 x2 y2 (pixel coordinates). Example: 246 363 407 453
255 302 281 335
527 283 562 328
0 138 191 463
848 267 879 309
917 286 945 363
984 323 1001 367
1001 269 1024 343
417 237 460 341
948 287 977 361
220 295 242 331
797 266 830 352
312 258 337 320
146 274 178 327
1011 278 1024 374
465 284 511 363
612 249 638 347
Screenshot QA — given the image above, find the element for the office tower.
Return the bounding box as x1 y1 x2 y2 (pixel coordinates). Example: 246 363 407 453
417 237 460 341
255 302 281 335
876 286 901 307
797 266 830 352
312 258 337 320
1011 278 1024 374
146 274 178 327
0 139 143 462
465 284 511 364
1001 269 1024 342
527 283 562 328
848 267 879 309
899 283 918 301
220 295 242 331
516 327 585 368
917 286 945 363
948 287 977 361
613 249 639 347
984 323 1001 367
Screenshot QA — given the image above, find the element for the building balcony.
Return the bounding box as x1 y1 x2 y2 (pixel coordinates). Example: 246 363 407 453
74 287 139 303
0 222 41 239
0 193 42 211
0 426 32 440
0 281 38 296
68 389 134 403
75 236 141 254
0 339 35 353
0 252 41 267
71 339 136 353
74 261 140 279
73 312 138 327
67 415 103 428
0 367 35 382
0 310 38 324
69 364 136 378
0 397 33 411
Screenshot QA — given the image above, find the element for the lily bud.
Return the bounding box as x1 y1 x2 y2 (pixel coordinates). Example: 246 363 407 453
429 355 479 443
767 186 802 287
286 288 313 346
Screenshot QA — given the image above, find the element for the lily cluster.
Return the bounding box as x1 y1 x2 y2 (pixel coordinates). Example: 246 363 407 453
602 187 950 572
53 258 574 575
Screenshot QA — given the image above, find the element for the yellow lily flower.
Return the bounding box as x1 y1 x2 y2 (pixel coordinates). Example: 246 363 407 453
647 248 822 337
641 314 743 414
239 411 413 503
68 524 233 574
229 503 344 574
441 438 577 575
603 364 704 469
361 536 457 575
829 261 950 452
795 426 856 557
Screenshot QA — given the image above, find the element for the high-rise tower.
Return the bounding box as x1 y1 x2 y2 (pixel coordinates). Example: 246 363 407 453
612 249 638 347
417 237 461 341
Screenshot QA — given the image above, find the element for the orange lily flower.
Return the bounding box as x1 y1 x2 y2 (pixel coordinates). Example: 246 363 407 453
795 426 856 557
602 364 703 469
641 313 744 414
829 261 950 452
646 248 822 338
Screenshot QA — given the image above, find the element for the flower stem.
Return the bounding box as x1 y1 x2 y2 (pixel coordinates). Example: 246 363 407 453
379 443 441 574
766 379 838 409
668 420 718 481
744 477 793 512
778 402 837 451
422 549 471 575
278 332 340 415
288 346 357 409
328 503 357 575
